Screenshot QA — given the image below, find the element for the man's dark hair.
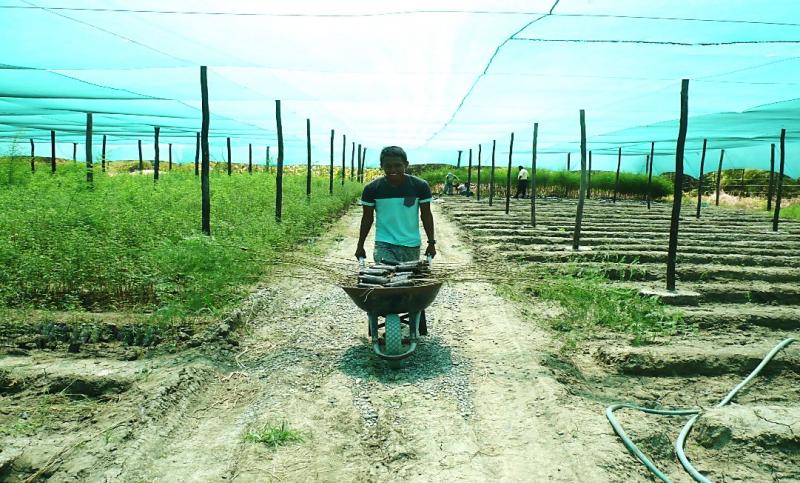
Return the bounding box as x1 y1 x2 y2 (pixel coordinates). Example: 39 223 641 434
518 165 524 170
380 146 408 164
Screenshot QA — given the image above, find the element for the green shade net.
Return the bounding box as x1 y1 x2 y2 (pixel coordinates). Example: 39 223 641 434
0 0 798 177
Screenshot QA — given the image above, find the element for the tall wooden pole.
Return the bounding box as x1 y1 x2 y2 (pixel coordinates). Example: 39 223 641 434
306 119 311 196
587 150 593 199
476 144 482 201
50 130 56 173
531 123 538 227
73 142 77 162
85 113 93 185
194 132 200 176
647 142 655 209
715 149 725 206
341 134 346 185
169 143 173 171
329 128 335 194
247 143 252 173
350 142 355 181
101 134 106 172
138 139 143 173
361 148 367 183
266 146 271 173
505 132 514 214
565 152 571 198
573 110 588 250
357 144 363 183
695 138 707 218
226 137 232 176
772 129 786 232
30 138 35 173
767 143 775 210
489 139 496 206
275 100 284 223
467 148 473 195
667 79 689 291
153 126 160 182
613 147 622 203
456 150 462 168
200 66 211 235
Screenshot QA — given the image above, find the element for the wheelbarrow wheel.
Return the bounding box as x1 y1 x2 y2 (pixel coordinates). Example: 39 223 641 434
384 314 403 356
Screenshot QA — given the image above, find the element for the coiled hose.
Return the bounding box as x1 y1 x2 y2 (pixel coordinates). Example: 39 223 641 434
606 337 796 483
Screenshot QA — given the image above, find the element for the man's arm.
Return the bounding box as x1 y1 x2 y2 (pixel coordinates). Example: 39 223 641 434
420 203 436 258
355 205 374 259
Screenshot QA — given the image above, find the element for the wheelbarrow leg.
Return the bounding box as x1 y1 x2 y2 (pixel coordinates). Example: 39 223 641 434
367 313 379 342
419 310 428 336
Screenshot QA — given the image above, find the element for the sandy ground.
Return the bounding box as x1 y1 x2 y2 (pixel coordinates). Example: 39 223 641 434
1 201 648 482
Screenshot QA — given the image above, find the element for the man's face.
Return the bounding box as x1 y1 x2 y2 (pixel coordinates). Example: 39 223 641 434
382 156 407 184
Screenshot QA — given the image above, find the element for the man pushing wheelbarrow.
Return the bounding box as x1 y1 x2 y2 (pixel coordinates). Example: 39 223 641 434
346 146 441 366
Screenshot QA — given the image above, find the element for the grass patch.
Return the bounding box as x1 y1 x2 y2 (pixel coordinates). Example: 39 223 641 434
0 156 361 322
243 421 304 448
780 203 800 220
498 266 683 347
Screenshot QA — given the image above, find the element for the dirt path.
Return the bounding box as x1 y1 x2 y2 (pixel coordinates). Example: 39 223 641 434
15 202 643 482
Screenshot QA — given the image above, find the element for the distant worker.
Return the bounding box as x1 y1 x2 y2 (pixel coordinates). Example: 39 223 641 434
444 172 459 195
514 165 529 199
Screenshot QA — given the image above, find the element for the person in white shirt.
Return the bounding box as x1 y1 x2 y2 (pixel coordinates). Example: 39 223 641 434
514 165 529 199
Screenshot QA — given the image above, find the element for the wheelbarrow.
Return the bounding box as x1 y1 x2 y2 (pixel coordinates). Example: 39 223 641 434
342 258 442 367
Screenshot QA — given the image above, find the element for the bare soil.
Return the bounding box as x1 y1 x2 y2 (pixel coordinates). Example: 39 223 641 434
442 195 800 481
0 202 649 482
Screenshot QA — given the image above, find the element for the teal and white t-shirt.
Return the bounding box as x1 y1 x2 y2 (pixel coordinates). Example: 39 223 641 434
359 175 432 247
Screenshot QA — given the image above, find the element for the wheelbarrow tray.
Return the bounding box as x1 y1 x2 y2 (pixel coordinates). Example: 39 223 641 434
342 282 443 316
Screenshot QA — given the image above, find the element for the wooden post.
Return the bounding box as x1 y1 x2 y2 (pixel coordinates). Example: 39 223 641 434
715 149 725 206
306 119 311 196
50 130 56 173
456 150 462 168
329 128 335 194
341 134 346 185
101 134 107 172
200 66 210 235
647 141 655 209
573 110 587 250
476 144 482 201
138 139 143 173
85 113 93 184
489 139 496 206
266 146 271 173
226 137 232 176
613 147 622 203
565 152 571 198
361 148 367 183
153 126 160 182
350 142 355 181
357 144 362 183
740 168 746 196
767 143 775 210
30 138 35 173
275 100 284 223
667 79 689 291
531 123 538 227
587 150 592 199
695 138 707 218
194 132 200 176
73 142 77 162
505 132 514 214
467 148 473 196
772 129 786 232
169 143 173 171
247 143 252 173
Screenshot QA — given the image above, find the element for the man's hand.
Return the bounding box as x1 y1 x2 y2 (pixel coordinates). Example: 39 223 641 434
424 242 436 258
355 245 367 260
